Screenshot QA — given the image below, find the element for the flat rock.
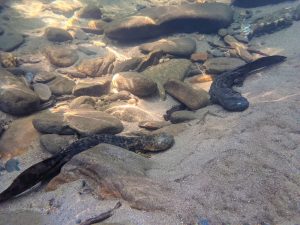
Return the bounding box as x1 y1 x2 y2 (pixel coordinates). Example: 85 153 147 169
112 57 142 74
49 0 82 17
40 134 75 154
45 46 79 67
76 53 115 77
0 116 40 159
77 5 102 19
140 37 196 57
45 27 73 42
0 69 40 116
73 77 111 97
164 79 210 110
105 105 155 122
32 112 75 134
65 109 124 135
112 72 157 97
47 144 172 211
141 59 192 99
0 30 24 51
104 3 233 41
46 75 75 96
32 83 52 102
203 57 245 74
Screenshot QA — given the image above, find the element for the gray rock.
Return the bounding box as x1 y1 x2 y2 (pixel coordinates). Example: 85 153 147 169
204 57 245 74
65 109 124 135
40 134 75 154
69 96 96 109
46 75 75 96
169 110 197 123
218 28 228 37
5 158 20 172
0 69 40 116
32 83 52 102
77 5 102 19
112 72 157 97
45 46 79 67
105 105 154 122
32 112 75 134
139 37 196 57
76 53 115 77
164 79 210 110
45 27 73 42
105 3 233 41
0 30 24 51
73 77 111 97
0 210 52 225
141 59 192 99
112 57 142 73
0 27 4 35
33 71 57 83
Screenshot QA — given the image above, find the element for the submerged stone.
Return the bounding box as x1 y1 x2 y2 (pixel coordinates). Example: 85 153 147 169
104 3 233 41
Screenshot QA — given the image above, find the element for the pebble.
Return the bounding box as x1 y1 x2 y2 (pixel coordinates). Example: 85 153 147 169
5 158 20 172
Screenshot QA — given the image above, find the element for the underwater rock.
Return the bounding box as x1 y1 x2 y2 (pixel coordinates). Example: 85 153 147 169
104 3 233 41
69 96 96 109
141 59 192 99
0 29 24 52
0 69 40 116
45 27 73 42
73 77 111 97
112 72 157 97
190 52 209 62
164 79 210 110
105 105 155 122
112 58 142 74
46 144 172 211
0 116 40 159
232 0 296 8
77 4 102 19
204 57 245 74
293 4 300 20
45 45 79 67
139 37 196 57
138 120 171 130
76 53 115 77
32 83 52 102
45 75 75 96
40 134 76 155
65 109 124 136
169 110 198 124
32 112 75 135
33 71 57 83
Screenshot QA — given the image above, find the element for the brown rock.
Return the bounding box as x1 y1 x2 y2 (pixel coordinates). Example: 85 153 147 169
76 53 115 77
45 27 73 42
112 72 157 97
73 77 111 97
190 52 208 62
45 46 79 67
164 79 210 110
46 75 75 96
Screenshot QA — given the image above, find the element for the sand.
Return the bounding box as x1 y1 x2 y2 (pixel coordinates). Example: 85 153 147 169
0 0 300 225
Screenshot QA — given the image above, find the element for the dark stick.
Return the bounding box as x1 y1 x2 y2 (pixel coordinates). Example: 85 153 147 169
79 201 122 225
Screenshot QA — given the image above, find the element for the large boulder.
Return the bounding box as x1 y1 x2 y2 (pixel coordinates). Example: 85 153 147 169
0 69 40 115
104 3 233 41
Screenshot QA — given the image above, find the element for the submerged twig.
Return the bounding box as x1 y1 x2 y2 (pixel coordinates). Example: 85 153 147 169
79 201 122 225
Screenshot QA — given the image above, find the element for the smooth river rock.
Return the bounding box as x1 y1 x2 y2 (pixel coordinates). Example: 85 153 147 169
45 27 73 42
104 3 233 41
112 72 157 97
164 79 210 110
203 57 245 74
45 46 79 67
232 0 295 8
0 29 24 52
73 77 111 97
45 75 76 96
40 134 76 154
0 69 40 116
